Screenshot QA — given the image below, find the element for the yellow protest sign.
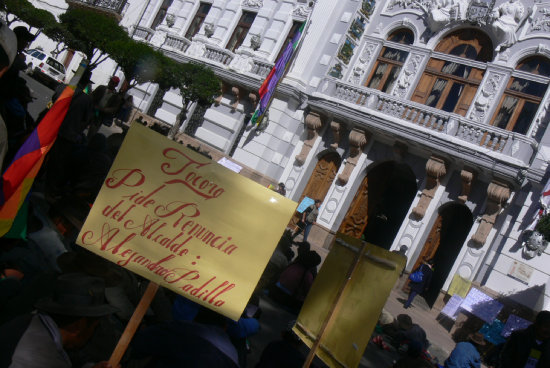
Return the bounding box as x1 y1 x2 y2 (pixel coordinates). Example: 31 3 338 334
448 273 472 298
76 123 297 320
294 234 405 368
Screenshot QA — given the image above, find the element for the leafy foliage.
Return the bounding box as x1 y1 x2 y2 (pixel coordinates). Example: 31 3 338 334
536 213 550 242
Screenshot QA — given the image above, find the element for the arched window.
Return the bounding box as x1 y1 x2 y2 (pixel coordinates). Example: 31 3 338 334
364 28 414 93
491 56 550 135
411 29 493 116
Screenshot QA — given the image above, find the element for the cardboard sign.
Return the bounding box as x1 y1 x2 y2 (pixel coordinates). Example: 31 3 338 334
441 294 463 320
461 288 503 324
448 273 472 298
293 234 406 368
77 124 297 320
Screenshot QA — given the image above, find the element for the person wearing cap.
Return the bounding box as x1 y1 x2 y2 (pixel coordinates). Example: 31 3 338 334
444 332 485 368
292 199 322 242
499 310 550 368
6 273 118 368
88 76 123 138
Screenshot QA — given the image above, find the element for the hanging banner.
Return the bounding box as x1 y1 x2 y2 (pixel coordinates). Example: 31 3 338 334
77 123 297 320
448 273 472 298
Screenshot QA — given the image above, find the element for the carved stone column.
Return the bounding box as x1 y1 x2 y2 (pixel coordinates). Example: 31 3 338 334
412 156 447 219
471 181 510 247
337 129 367 185
458 169 475 203
330 121 341 149
295 112 323 166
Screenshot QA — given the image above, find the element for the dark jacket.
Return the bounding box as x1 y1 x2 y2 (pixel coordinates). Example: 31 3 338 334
499 325 550 368
410 264 433 294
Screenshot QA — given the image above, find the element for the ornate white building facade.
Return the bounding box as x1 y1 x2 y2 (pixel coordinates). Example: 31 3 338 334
28 0 550 312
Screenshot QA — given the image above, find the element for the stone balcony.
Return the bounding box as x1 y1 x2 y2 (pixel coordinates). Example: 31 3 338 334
134 26 153 41
67 0 126 20
313 78 536 176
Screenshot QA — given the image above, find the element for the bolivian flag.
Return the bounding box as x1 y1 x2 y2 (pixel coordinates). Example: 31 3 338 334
0 61 88 237
250 22 305 126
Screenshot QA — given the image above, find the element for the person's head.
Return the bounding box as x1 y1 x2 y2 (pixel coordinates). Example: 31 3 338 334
35 273 117 349
467 332 486 349
108 76 120 90
396 314 413 330
12 26 35 52
278 182 285 189
0 21 17 78
535 310 550 341
314 199 322 208
425 258 435 267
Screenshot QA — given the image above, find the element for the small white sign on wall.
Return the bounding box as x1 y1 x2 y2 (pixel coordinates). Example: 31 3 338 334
507 260 534 285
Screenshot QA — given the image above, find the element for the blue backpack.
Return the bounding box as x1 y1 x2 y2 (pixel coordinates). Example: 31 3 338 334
409 270 423 283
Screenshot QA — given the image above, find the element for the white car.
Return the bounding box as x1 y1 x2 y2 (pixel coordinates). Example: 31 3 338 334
23 49 66 88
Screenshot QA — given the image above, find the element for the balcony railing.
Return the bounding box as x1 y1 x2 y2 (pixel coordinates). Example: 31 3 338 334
134 26 153 41
164 34 191 53
203 45 234 66
69 0 126 13
251 59 273 79
328 79 535 166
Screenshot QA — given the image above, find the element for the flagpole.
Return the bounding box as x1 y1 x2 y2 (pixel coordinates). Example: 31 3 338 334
253 6 315 129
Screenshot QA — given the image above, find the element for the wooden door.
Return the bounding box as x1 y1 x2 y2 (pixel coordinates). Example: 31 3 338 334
411 214 443 272
290 152 341 226
339 175 369 237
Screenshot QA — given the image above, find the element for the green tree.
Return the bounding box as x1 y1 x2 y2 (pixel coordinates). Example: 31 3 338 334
109 39 164 88
59 8 129 69
168 63 220 139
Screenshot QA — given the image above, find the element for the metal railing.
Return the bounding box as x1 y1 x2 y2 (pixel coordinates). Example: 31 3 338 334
71 0 126 13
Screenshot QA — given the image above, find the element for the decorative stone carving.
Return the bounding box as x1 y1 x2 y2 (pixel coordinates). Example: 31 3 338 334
165 14 176 28
214 82 229 106
392 53 424 98
471 181 511 247
250 34 262 50
338 129 368 185
470 72 504 123
186 41 206 57
347 41 378 85
204 23 214 37
231 86 241 111
295 112 324 166
330 121 341 149
531 6 550 33
242 0 262 8
412 156 447 219
248 92 258 109
293 5 311 18
491 0 527 51
522 231 548 258
423 0 470 33
458 169 475 203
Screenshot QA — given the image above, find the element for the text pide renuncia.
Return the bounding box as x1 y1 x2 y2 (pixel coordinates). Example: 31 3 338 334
80 148 237 307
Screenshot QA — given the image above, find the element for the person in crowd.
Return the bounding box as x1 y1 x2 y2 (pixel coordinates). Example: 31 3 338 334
88 76 123 138
255 329 306 368
270 250 321 311
444 332 485 368
393 340 435 368
499 310 550 368
404 258 434 309
292 199 322 242
0 21 17 172
45 68 94 198
3 273 118 368
276 182 286 196
130 306 239 368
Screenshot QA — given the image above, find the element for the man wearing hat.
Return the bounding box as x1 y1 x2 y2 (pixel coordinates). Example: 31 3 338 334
444 332 485 368
88 76 123 138
7 273 118 368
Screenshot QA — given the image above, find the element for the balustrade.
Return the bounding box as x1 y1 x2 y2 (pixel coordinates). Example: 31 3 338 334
164 34 191 53
204 45 234 66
